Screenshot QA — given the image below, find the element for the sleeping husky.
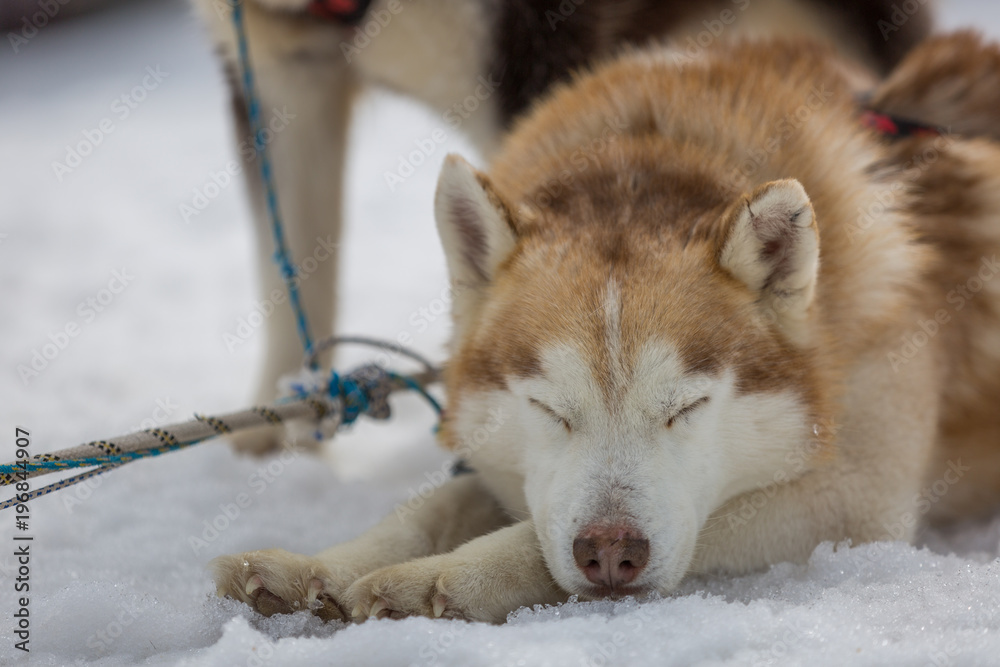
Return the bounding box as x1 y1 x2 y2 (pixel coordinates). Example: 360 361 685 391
210 31 1000 622
190 0 930 453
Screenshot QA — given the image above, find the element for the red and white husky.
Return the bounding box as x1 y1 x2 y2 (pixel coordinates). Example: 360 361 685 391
210 32 1000 623
190 0 930 453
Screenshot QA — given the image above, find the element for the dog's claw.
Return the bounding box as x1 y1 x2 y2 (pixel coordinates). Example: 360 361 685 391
245 574 264 597
369 598 390 619
306 578 324 604
351 605 365 621
432 594 447 618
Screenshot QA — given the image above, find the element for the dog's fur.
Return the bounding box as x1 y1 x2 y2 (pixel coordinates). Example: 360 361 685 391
189 0 931 453
210 32 1000 623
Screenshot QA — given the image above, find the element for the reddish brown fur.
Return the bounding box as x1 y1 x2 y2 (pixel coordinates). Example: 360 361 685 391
871 31 1000 141
444 42 877 455
443 36 1000 520
887 135 1000 519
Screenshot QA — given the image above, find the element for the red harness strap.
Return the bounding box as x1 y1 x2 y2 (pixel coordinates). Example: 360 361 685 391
859 109 945 138
307 0 371 23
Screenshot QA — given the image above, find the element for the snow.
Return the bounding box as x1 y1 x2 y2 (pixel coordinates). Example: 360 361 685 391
2 0 1000 664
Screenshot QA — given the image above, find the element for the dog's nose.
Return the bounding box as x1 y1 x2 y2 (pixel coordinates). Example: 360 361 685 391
572 525 649 591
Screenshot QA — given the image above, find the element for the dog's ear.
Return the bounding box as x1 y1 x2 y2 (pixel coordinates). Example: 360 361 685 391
435 154 518 287
719 179 819 337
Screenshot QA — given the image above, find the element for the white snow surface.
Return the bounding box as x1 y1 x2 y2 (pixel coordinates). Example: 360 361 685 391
3 0 1000 664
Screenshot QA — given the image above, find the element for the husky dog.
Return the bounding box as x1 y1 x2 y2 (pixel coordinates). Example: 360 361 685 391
210 32 1000 622
190 0 930 453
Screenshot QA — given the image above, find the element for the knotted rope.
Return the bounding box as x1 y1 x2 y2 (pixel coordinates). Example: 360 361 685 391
0 338 442 511
1 4 446 512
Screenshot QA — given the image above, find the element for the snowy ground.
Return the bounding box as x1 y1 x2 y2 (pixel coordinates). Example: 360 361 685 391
2 0 1000 664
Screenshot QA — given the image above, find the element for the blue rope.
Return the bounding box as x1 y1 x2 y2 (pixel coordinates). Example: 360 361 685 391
0 464 121 511
231 0 316 366
1 440 205 475
390 371 443 416
329 370 368 425
322 369 442 426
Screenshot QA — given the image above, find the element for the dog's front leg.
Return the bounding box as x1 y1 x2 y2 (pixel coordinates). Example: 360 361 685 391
211 473 513 621
344 520 567 623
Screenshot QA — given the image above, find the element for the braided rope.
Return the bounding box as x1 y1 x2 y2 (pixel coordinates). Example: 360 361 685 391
3 438 198 478
1 464 123 511
0 355 441 510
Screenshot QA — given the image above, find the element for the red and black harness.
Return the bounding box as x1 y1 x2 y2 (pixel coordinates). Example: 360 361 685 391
859 108 946 139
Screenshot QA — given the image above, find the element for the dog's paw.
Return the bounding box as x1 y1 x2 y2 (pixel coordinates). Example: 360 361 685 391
211 549 347 622
344 555 507 624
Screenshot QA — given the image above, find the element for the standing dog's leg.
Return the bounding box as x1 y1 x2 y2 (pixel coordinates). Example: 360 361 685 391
229 58 353 454
211 473 515 621
204 8 355 454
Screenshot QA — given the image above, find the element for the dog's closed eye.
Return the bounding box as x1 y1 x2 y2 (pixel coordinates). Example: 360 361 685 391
529 398 572 433
666 397 710 428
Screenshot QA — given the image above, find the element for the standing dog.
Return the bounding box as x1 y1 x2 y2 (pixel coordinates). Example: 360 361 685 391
210 32 1000 623
190 0 930 453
